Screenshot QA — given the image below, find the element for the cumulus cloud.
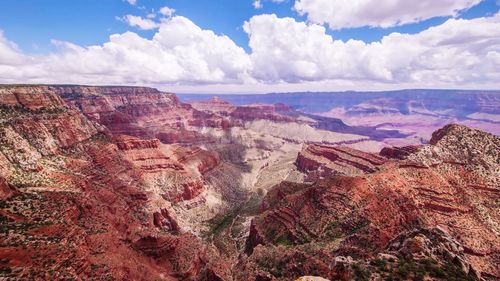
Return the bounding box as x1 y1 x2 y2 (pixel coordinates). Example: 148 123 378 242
126 0 137 5
121 15 159 30
243 13 500 84
253 0 286 9
0 17 251 85
294 0 483 29
253 0 263 9
159 6 176 17
0 12 499 89
120 6 176 30
0 31 28 65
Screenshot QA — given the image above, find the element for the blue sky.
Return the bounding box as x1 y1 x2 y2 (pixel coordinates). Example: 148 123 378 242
1 0 497 53
0 0 499 92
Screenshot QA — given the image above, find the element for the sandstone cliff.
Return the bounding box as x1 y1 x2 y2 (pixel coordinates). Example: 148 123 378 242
242 124 499 280
0 85 225 279
0 85 498 281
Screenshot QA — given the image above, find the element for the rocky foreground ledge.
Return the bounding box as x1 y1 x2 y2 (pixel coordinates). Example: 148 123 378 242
241 124 499 280
0 85 498 280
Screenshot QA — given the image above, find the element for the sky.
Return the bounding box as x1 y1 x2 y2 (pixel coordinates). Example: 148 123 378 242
0 0 499 93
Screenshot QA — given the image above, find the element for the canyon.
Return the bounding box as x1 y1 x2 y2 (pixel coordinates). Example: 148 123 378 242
181 90 500 146
0 85 498 280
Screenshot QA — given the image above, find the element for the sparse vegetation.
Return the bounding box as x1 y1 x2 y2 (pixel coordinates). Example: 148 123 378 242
323 220 342 240
381 257 476 281
9 167 52 188
208 211 237 236
0 104 67 124
352 263 371 281
370 258 388 270
275 234 292 246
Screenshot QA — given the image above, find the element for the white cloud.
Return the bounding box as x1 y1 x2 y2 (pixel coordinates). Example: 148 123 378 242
0 17 251 85
0 12 499 89
120 7 175 30
253 0 286 9
0 31 28 65
126 0 137 5
253 0 263 9
159 6 176 17
294 0 483 29
244 13 500 84
122 15 159 30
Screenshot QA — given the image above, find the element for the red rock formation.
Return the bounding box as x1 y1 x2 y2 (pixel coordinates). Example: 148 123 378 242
296 144 386 178
189 96 236 115
174 146 221 175
1 84 497 281
0 85 66 110
190 98 296 124
0 85 229 280
0 133 219 280
153 208 181 232
17 112 100 149
0 176 18 200
133 233 207 279
230 103 295 122
58 86 240 146
243 124 499 280
0 87 102 157
379 145 422 160
114 135 161 150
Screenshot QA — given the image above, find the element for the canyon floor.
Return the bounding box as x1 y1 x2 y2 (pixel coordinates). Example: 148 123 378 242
0 85 499 281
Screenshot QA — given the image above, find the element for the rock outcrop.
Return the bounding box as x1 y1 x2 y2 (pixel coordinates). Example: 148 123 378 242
241 124 499 280
0 176 17 200
189 96 236 115
0 85 67 110
230 103 295 123
380 145 422 160
296 144 386 179
0 85 227 280
115 135 161 150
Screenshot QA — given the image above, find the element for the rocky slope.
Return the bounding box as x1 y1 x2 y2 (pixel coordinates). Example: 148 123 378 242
0 85 341 279
296 144 386 180
0 85 498 281
0 86 226 279
241 124 499 280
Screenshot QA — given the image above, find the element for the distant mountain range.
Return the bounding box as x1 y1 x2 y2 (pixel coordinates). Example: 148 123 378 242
180 90 500 142
179 89 500 115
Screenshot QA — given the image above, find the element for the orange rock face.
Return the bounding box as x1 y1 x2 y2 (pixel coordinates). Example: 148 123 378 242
296 144 387 178
0 85 229 280
0 86 67 110
114 135 161 150
243 124 499 280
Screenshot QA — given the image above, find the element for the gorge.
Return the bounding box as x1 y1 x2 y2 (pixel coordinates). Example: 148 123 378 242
0 85 498 281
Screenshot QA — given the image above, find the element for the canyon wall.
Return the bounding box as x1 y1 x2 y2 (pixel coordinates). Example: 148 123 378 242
0 85 498 281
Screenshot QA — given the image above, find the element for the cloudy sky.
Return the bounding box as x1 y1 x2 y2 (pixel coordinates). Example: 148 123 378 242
0 0 499 93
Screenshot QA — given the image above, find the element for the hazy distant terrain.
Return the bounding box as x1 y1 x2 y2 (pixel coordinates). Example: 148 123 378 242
180 90 500 143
